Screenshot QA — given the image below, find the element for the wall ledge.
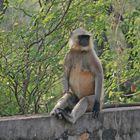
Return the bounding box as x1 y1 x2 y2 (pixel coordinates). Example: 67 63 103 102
0 107 140 140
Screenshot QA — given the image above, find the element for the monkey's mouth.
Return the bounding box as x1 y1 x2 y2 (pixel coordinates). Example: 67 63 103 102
78 35 90 47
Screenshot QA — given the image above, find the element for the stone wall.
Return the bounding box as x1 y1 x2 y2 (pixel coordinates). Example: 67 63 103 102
0 107 140 140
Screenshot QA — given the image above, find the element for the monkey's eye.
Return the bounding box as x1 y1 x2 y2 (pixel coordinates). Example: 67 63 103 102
78 35 90 47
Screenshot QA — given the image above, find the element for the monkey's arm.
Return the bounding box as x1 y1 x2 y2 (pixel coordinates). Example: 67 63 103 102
63 53 71 93
63 69 69 93
93 72 103 117
94 72 103 103
90 53 104 117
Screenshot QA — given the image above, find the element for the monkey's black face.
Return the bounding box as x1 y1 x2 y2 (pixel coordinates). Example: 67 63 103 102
78 35 90 47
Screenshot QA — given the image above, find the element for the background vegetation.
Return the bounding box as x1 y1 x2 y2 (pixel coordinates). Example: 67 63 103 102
0 0 139 116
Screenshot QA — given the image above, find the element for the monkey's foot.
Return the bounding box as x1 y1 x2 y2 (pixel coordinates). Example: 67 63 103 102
57 108 75 124
55 108 64 119
50 108 63 120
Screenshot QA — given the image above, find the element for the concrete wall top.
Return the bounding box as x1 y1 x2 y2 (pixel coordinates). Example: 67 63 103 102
0 107 140 140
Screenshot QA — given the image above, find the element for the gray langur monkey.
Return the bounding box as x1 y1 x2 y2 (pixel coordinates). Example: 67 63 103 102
50 28 104 124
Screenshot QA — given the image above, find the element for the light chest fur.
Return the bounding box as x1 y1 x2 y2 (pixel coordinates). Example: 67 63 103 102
69 51 95 99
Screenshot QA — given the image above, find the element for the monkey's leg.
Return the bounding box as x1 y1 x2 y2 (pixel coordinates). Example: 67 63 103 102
50 93 78 119
50 93 71 116
61 95 95 124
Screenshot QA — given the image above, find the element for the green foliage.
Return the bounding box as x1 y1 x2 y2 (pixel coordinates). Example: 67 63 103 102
0 0 140 116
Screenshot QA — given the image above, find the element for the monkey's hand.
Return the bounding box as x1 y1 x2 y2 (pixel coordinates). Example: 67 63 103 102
92 100 100 119
50 108 66 120
50 109 62 119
